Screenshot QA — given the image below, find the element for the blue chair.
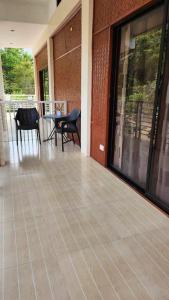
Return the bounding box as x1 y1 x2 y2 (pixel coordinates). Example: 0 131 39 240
55 108 81 151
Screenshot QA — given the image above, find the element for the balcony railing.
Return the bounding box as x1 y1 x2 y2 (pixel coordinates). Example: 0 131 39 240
0 100 67 142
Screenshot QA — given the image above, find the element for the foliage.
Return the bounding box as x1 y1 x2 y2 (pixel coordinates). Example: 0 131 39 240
126 27 162 103
0 48 34 95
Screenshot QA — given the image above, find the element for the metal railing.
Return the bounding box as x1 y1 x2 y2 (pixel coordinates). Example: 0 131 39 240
124 100 154 139
0 100 67 142
5 94 36 101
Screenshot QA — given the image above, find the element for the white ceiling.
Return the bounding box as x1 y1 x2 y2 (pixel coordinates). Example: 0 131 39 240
0 0 56 49
0 21 47 48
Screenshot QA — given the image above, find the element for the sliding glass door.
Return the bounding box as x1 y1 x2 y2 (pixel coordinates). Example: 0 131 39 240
149 37 169 210
109 2 169 213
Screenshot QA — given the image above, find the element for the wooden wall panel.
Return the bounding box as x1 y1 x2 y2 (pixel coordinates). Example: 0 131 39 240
91 0 154 166
94 0 154 33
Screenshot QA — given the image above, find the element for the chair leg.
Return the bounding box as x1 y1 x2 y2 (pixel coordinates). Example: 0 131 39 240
55 131 57 146
72 133 75 144
20 130 22 143
77 130 81 147
38 129 41 144
16 129 18 146
62 133 64 152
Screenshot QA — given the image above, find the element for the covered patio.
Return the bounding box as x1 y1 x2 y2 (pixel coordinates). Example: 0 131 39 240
0 0 169 299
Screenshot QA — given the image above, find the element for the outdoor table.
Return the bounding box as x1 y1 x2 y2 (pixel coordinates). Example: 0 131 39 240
43 113 68 142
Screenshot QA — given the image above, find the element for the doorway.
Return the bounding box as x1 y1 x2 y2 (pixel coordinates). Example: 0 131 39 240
39 68 49 115
108 1 169 213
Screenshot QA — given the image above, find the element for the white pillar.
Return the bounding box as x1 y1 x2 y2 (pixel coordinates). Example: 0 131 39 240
81 0 93 156
47 38 55 101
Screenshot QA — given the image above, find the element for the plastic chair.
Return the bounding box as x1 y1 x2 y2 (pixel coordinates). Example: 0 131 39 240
55 108 81 151
15 108 41 145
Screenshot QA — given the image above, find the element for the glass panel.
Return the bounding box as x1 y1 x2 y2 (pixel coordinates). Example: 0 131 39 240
113 6 164 188
150 64 169 207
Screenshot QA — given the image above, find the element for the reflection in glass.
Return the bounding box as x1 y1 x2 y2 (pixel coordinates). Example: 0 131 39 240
113 6 164 188
150 72 169 206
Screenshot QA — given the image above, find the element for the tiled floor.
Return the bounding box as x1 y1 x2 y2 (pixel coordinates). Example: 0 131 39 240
0 140 169 300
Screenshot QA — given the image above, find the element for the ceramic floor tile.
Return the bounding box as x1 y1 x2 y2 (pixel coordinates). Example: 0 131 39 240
0 141 169 299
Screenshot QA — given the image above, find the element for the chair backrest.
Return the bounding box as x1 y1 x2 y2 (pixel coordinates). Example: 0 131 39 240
16 108 39 126
67 108 81 123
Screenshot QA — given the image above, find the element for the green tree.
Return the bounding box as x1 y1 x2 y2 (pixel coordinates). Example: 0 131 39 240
127 28 162 103
0 48 34 95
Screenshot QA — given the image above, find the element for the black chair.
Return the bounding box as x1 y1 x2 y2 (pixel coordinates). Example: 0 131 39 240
15 108 41 145
55 108 81 152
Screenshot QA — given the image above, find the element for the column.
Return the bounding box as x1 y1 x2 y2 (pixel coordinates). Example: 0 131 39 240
0 55 7 166
81 0 94 156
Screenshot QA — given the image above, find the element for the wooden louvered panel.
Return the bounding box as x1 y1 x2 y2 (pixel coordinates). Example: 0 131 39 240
54 47 81 110
53 10 81 60
91 28 111 165
35 45 48 72
93 0 154 34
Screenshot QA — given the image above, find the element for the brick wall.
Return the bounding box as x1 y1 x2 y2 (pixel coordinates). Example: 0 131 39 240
91 0 154 166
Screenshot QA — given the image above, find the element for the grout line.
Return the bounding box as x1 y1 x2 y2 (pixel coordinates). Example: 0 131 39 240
63 210 126 300
61 212 105 300
43 188 88 300
13 206 21 300
28 194 59 300
2 197 4 300
114 202 169 278
82 220 141 300
133 235 169 280
52 195 104 300
21 198 38 300
107 203 162 300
